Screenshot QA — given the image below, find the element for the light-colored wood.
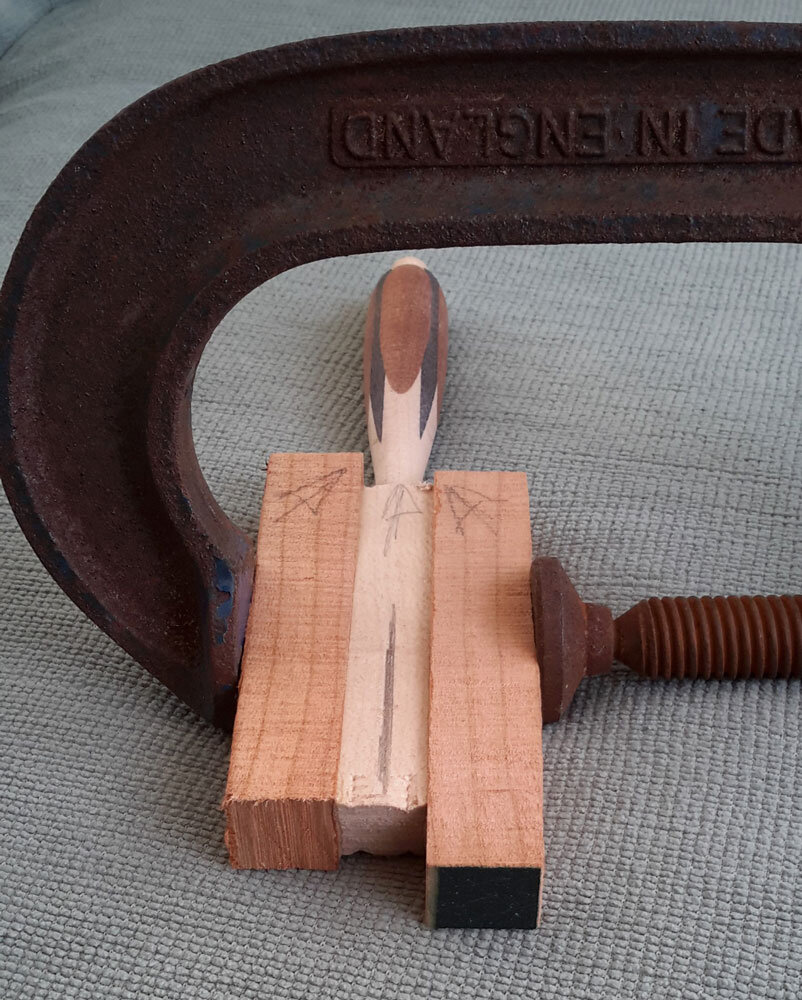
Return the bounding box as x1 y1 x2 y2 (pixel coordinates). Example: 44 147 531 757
332 256 447 855
426 470 544 924
225 257 451 870
223 452 363 870
336 482 432 856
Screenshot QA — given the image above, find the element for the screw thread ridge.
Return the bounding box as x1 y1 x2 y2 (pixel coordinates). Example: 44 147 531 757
625 595 802 680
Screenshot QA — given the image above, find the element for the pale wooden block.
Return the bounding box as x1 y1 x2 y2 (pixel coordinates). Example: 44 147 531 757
336 255 446 855
426 470 544 928
223 452 363 870
337 481 432 856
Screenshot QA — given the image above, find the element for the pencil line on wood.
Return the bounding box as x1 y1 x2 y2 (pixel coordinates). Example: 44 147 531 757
378 602 397 793
382 483 422 555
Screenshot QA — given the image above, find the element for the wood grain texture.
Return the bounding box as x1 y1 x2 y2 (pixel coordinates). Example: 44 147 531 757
336 482 432 856
426 470 544 928
364 258 448 485
223 452 363 870
333 256 447 857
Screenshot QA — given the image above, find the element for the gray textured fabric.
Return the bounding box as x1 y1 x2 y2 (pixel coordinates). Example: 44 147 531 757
2 1 801 997
0 0 74 58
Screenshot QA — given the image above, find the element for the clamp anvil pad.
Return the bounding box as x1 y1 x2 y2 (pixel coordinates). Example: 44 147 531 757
2 21 802 923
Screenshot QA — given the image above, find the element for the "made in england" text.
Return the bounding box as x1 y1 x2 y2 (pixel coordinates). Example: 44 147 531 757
331 104 802 167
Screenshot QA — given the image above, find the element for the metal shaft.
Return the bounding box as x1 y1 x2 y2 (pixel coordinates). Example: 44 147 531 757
614 595 802 681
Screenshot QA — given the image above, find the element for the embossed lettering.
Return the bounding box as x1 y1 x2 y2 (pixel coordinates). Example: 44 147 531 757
638 109 691 157
465 109 494 158
538 108 572 157
794 108 802 141
716 107 749 155
576 110 609 157
331 102 802 168
754 108 788 155
342 112 379 160
385 111 417 159
497 109 533 158
423 110 460 159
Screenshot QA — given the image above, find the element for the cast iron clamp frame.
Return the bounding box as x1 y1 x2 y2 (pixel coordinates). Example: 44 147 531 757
2 22 800 728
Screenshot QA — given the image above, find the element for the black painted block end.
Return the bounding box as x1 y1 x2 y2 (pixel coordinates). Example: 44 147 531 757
425 865 542 929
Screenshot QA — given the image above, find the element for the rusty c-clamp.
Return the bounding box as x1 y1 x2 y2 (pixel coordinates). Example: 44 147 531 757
2 22 800 728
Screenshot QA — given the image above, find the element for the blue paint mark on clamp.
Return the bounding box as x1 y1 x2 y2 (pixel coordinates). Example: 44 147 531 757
213 556 235 645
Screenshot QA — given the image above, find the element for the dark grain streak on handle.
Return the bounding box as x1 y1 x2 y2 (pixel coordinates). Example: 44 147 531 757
366 271 388 442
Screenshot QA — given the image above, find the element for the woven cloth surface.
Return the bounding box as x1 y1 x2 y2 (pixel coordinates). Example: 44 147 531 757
1 1 801 997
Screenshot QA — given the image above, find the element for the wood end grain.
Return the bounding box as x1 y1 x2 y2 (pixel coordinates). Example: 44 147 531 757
223 452 363 870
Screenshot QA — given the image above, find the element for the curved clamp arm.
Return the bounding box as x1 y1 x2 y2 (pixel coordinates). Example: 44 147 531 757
2 21 800 727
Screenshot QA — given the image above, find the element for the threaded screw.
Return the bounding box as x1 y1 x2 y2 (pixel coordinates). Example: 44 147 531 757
530 558 802 723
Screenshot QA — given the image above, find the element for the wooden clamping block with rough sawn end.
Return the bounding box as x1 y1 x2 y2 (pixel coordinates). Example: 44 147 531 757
223 258 545 928
222 450 363 869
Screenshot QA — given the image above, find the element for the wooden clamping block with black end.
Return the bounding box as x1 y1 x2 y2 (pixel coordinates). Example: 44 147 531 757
426 469 544 928
223 258 544 928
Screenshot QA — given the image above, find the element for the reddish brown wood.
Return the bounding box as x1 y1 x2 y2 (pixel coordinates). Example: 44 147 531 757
428 470 544 929
224 453 363 869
